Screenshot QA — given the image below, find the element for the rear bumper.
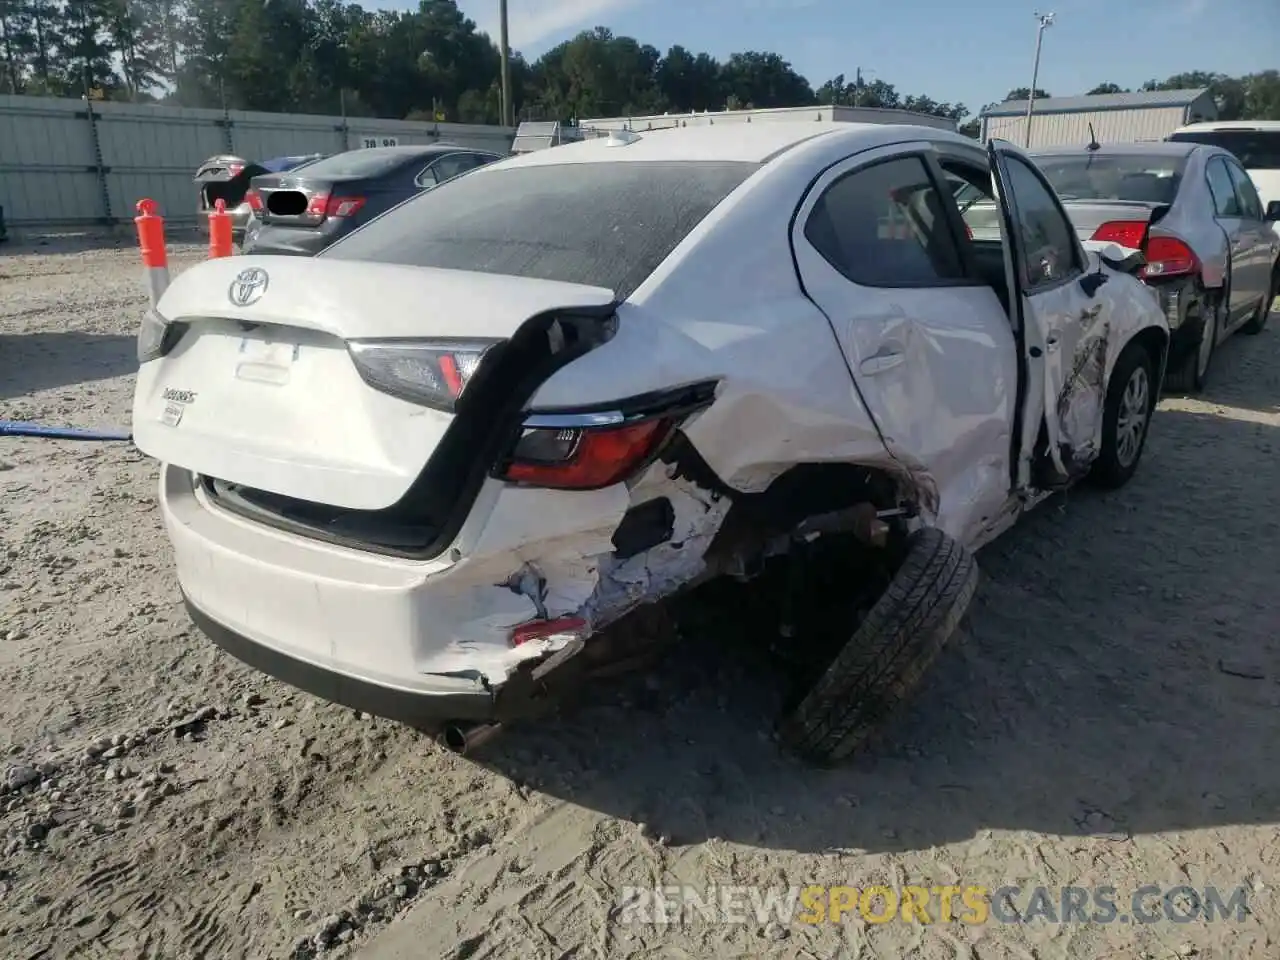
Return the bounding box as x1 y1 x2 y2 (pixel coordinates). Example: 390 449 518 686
198 202 253 237
241 223 344 257
184 592 496 725
159 464 574 722
158 463 625 724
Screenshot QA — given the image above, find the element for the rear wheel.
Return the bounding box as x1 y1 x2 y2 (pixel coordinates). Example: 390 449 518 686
1164 293 1220 394
1089 340 1156 489
1241 264 1278 335
778 527 978 766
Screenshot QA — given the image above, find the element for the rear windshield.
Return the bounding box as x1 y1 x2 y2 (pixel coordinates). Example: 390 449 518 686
1168 130 1280 170
296 149 420 179
1032 153 1187 204
322 160 759 299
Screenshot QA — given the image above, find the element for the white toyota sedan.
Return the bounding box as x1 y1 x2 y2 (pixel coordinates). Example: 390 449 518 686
131 122 1169 764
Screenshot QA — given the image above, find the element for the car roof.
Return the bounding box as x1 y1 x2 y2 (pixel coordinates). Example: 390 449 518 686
1173 120 1280 133
340 144 476 160
494 121 975 168
1032 141 1199 159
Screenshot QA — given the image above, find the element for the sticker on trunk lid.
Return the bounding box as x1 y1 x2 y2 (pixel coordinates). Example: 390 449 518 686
160 387 195 427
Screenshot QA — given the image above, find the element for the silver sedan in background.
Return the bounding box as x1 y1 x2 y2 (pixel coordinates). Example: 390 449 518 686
1031 141 1280 392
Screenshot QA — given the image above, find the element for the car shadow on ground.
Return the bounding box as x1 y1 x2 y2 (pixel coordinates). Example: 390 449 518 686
473 333 1280 856
0 332 138 401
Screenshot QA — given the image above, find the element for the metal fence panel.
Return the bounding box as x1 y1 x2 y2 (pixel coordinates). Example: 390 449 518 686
0 95 516 232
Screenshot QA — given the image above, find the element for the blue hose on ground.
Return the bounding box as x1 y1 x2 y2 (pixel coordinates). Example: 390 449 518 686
0 420 132 442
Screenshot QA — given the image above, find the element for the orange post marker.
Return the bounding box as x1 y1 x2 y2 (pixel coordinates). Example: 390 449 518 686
135 198 170 307
208 198 234 259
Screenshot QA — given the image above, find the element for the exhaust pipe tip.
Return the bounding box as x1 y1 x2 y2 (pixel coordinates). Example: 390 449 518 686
440 723 471 755
438 721 503 756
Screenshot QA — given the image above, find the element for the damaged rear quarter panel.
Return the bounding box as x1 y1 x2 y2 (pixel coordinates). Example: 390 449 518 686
1087 255 1168 451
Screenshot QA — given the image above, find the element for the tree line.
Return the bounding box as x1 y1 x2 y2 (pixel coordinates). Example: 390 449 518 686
0 0 1276 133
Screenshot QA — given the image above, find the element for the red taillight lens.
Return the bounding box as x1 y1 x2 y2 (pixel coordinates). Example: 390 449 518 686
244 189 262 212
1091 220 1199 279
499 419 674 490
1091 220 1148 249
306 193 328 217
227 163 244 178
1141 236 1198 278
325 195 366 217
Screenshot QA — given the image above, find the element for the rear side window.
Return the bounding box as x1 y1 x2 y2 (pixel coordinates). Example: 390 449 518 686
421 153 481 185
1206 158 1241 217
1225 160 1263 219
323 160 758 299
299 150 422 178
804 156 965 286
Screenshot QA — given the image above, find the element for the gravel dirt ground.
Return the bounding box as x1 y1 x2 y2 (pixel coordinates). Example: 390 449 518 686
2 238 1279 960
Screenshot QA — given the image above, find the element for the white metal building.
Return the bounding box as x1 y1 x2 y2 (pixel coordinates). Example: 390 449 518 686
579 104 958 133
980 88 1218 148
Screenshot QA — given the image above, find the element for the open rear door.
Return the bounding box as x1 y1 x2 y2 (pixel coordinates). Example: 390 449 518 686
986 138 1110 491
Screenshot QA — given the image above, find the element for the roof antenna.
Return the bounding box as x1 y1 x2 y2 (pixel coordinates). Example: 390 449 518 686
1087 122 1101 152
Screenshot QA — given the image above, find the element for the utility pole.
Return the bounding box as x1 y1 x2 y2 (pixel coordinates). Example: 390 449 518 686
1025 11 1055 148
498 0 513 128
854 67 862 108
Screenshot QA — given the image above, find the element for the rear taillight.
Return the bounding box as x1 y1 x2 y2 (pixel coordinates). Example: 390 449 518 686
244 189 262 212
346 338 497 412
1091 220 1199 279
1141 236 1198 278
1091 220 1147 249
307 194 366 218
327 196 366 217
499 418 675 491
227 163 244 178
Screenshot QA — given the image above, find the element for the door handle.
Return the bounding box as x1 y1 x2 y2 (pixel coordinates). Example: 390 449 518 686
859 351 906 375
1045 334 1061 353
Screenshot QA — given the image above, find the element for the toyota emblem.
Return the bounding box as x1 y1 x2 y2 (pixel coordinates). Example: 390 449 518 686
228 267 269 307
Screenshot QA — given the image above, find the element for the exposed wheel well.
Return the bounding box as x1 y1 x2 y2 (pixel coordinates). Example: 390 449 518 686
661 434 906 571
1126 326 1169 387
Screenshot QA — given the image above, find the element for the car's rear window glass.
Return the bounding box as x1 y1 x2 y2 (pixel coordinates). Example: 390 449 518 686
1168 130 1280 169
321 160 759 299
296 150 418 178
1032 153 1187 204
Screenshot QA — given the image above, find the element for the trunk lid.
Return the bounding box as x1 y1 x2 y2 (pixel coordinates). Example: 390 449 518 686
196 155 254 212
1057 199 1160 242
254 175 364 228
132 256 616 511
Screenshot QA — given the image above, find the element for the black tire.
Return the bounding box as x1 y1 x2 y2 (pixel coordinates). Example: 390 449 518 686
1164 295 1218 394
1089 340 1156 490
778 527 978 766
1241 264 1278 335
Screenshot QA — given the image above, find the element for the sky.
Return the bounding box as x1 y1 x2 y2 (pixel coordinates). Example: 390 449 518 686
408 0 1280 118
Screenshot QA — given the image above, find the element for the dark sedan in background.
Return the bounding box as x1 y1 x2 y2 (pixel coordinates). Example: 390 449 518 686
240 144 502 257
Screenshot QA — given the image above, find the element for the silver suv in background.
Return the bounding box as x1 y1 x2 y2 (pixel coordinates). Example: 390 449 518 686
1169 122 1280 235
